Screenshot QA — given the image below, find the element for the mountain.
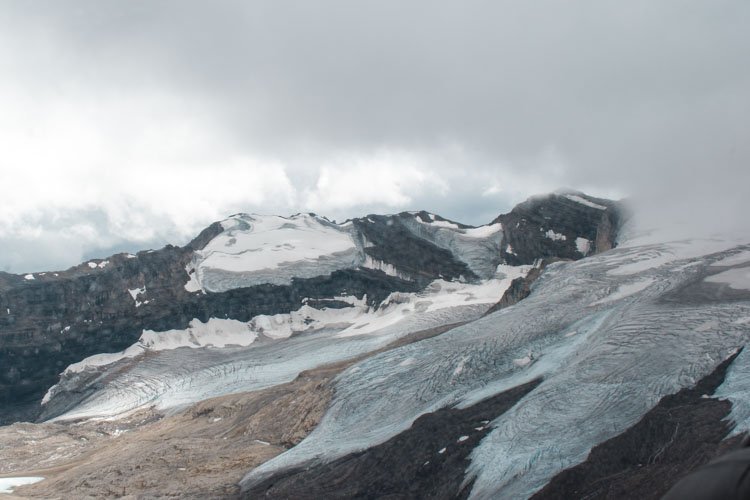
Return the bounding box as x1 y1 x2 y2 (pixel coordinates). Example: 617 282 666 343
0 190 621 426
3 190 749 498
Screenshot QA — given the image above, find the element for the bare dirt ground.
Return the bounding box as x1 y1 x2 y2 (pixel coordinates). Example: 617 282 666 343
1 322 464 499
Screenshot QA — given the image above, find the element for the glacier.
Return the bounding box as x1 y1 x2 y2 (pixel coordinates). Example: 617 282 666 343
44 266 530 422
239 235 750 498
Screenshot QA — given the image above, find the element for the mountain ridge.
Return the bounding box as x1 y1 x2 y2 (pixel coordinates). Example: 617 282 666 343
0 191 623 425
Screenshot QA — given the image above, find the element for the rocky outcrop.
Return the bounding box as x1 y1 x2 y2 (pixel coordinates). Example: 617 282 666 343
240 379 541 499
483 258 564 316
495 190 623 265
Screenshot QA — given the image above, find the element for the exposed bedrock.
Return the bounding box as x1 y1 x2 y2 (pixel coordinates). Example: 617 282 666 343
496 191 624 266
240 379 541 499
532 350 744 500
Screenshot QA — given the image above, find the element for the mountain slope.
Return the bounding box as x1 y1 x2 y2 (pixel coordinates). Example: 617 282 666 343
0 191 622 425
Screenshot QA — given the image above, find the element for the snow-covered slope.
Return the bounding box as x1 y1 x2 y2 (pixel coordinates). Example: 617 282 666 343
186 214 361 292
43 266 531 421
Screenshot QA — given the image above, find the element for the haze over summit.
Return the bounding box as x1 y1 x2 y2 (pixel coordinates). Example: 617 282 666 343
0 0 748 273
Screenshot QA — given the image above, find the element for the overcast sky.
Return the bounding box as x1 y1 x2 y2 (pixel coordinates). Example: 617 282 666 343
0 1 748 273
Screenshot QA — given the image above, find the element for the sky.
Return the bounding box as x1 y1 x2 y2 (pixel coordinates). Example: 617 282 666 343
0 1 748 273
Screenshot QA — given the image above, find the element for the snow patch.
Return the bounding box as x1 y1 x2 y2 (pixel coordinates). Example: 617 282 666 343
705 268 750 291
0 477 45 493
200 214 356 274
24 274 34 280
591 278 655 305
576 237 591 256
140 318 258 350
191 214 359 291
544 229 567 241
184 262 204 293
453 358 468 376
462 223 503 238
57 318 259 378
362 255 412 281
513 353 533 367
710 250 750 267
429 219 461 229
128 287 146 307
565 194 607 210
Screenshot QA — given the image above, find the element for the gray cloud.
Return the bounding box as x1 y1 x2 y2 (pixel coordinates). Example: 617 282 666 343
0 1 748 272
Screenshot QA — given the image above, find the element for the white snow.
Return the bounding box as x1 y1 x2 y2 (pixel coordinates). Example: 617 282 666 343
453 358 468 376
462 223 503 238
140 318 258 350
87 262 97 269
199 214 356 274
705 268 750 291
98 260 109 268
0 477 45 493
591 278 655 305
711 250 750 267
417 217 503 239
429 219 461 229
457 435 469 442
512 354 533 367
607 238 746 276
23 274 34 280
189 214 360 291
505 244 516 255
60 344 147 377
336 271 529 339
57 318 259 377
576 237 591 256
362 255 411 280
184 263 204 293
438 448 447 454
128 287 146 303
565 194 607 210
544 229 566 241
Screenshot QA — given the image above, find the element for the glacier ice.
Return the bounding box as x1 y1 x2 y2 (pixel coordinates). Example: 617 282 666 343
188 213 361 292
46 270 526 422
240 238 750 498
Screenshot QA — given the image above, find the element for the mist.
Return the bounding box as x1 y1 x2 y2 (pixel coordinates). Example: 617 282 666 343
0 0 747 272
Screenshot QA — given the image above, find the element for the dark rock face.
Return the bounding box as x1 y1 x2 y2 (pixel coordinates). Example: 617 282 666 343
240 379 541 500
532 350 744 500
0 193 624 425
495 191 623 265
353 214 477 283
483 258 566 316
